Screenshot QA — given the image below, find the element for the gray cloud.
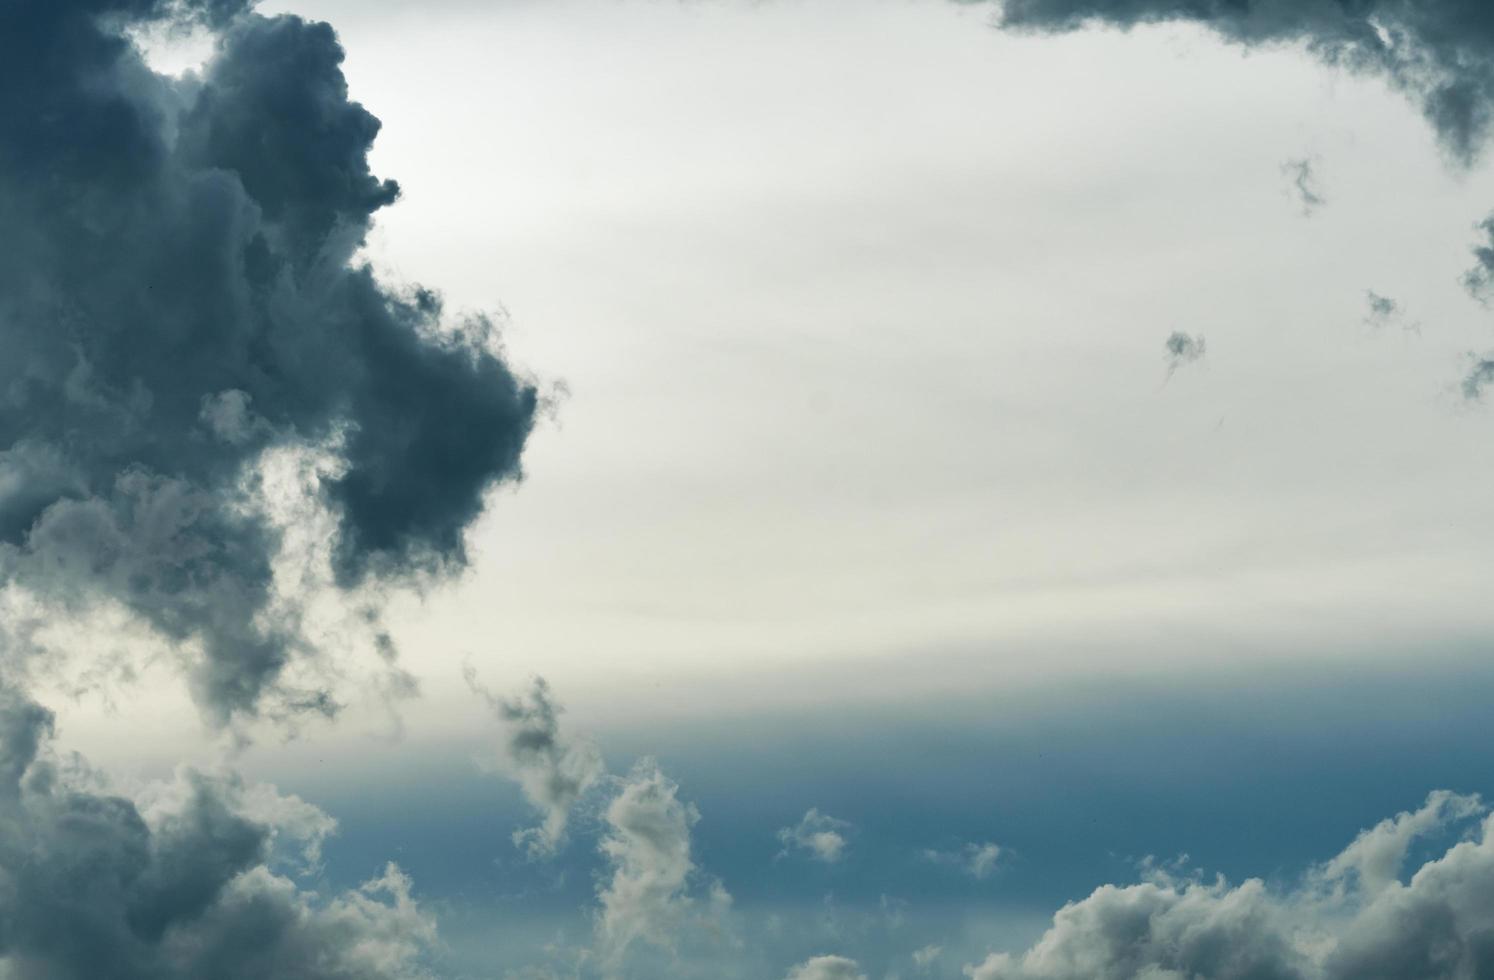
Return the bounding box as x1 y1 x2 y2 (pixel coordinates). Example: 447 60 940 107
1464 357 1494 399
0 0 537 724
467 671 604 858
777 808 853 864
993 0 1494 165
1282 157 1326 216
963 790 1494 980
1364 290 1397 326
0 683 437 980
1163 331 1207 379
1464 214 1494 305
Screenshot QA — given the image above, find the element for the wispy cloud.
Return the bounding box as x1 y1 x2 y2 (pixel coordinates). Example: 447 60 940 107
467 671 604 858
924 841 1003 880
779 808 854 864
1163 331 1207 380
1281 157 1326 216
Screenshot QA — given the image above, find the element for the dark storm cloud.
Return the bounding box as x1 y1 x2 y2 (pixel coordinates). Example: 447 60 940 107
0 0 537 721
0 684 437 979
991 0 1494 165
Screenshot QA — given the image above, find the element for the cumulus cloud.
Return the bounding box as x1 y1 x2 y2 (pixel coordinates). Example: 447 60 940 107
778 808 853 864
0 683 438 980
1282 157 1326 216
0 0 538 725
596 761 714 967
785 955 868 980
964 874 1303 980
1316 790 1482 898
467 671 604 858
925 841 1003 880
963 790 1494 980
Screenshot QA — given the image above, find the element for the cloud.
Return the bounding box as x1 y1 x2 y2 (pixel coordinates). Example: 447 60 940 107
912 945 943 970
778 809 853 864
1365 290 1399 323
1462 213 1494 306
785 955 868 980
0 0 538 725
994 0 1494 165
963 790 1494 980
1464 356 1494 400
1282 157 1326 216
924 841 1003 880
467 671 604 858
1316 789 1482 897
595 760 707 966
0 682 438 980
1163 331 1207 379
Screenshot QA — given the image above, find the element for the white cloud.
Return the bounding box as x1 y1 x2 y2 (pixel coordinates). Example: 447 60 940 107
1315 789 1482 897
779 808 853 864
595 760 704 964
964 790 1494 980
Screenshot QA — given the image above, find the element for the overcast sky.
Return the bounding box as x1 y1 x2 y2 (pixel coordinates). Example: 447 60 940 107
108 0 1494 735
13 1 1494 979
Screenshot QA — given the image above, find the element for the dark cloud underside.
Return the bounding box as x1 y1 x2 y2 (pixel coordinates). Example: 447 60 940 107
0 0 537 721
993 0 1494 165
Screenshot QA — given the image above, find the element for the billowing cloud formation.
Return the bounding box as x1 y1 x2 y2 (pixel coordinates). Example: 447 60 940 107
963 790 1494 980
467 671 604 857
0 684 437 979
0 0 537 723
778 808 853 864
785 955 867 980
1317 789 1482 897
995 0 1494 164
596 761 723 968
1282 157 1326 215
1163 331 1207 379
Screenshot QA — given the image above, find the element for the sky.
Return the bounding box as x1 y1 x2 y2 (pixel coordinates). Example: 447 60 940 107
9 1 1494 979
